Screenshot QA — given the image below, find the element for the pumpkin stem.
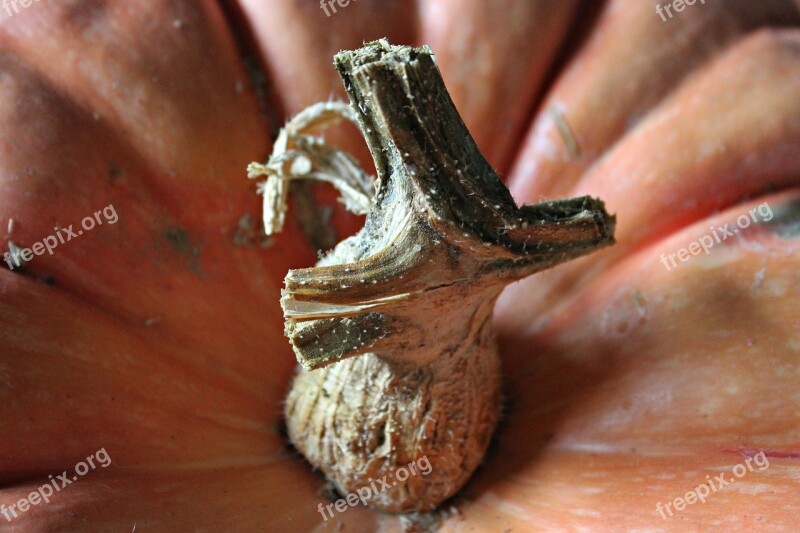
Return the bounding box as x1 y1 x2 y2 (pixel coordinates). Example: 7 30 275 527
251 40 616 514
261 41 615 370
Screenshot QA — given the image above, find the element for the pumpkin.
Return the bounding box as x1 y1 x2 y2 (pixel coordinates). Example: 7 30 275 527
1 0 799 530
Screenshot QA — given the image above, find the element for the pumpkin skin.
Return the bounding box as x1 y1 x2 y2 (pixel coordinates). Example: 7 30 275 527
0 0 799 531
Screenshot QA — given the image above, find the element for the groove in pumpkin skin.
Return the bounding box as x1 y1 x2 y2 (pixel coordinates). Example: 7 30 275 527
502 29 800 324
726 448 800 459
509 0 800 201
763 197 800 238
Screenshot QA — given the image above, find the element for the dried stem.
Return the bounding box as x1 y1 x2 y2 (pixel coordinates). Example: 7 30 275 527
247 102 375 236
250 40 615 513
